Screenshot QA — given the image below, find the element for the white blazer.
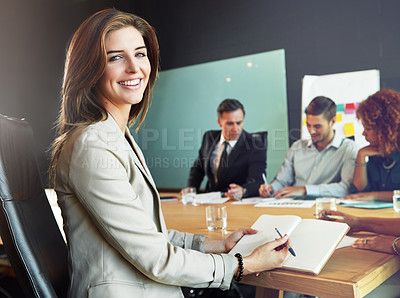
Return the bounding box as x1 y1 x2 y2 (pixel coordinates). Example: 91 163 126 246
55 115 236 298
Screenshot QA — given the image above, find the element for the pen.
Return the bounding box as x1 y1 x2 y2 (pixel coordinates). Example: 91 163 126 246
262 173 271 197
313 214 346 220
275 228 296 257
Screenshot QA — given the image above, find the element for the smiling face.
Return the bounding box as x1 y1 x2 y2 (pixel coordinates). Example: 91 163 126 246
306 113 335 147
95 26 151 119
217 109 244 141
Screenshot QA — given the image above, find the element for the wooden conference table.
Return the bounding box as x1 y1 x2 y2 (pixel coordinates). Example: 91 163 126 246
160 194 400 298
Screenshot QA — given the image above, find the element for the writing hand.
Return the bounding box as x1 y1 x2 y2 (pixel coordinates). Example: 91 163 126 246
259 184 273 197
243 235 290 274
319 210 360 233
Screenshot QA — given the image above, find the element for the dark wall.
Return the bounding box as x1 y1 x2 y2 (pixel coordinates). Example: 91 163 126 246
0 0 134 186
2 0 400 185
130 0 400 143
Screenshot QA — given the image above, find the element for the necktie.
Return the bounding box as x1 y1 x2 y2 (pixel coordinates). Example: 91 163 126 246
216 141 229 182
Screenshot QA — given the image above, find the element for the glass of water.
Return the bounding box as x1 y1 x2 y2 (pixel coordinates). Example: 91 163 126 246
393 190 400 213
181 187 196 205
206 206 227 231
315 198 337 218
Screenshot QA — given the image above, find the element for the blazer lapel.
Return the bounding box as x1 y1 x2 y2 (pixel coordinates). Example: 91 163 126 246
125 131 158 192
103 115 158 193
206 131 221 178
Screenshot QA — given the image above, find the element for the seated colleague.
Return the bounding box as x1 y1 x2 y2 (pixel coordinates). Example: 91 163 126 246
345 89 400 202
320 209 400 298
259 96 358 198
52 9 290 297
186 99 266 200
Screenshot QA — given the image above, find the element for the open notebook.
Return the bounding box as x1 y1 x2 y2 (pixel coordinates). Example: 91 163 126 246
229 214 349 275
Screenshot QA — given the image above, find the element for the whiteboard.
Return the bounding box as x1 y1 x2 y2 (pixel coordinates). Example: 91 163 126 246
132 49 289 188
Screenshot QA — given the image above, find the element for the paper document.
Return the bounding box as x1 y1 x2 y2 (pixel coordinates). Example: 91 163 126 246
339 200 393 209
193 192 229 204
336 236 357 249
255 199 316 208
232 197 275 205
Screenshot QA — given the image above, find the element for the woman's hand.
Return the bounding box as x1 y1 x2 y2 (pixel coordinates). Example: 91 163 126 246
353 235 397 254
223 228 258 252
242 235 290 274
204 228 257 254
342 192 375 201
318 210 362 233
343 191 393 202
357 145 382 160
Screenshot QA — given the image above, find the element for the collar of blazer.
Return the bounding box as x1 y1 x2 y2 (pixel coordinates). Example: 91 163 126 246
104 115 158 193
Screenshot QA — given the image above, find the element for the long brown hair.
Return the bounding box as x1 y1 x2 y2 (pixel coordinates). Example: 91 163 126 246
357 88 400 157
50 8 159 183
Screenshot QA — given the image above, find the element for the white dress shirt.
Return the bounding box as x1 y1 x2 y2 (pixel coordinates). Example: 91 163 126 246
270 132 358 197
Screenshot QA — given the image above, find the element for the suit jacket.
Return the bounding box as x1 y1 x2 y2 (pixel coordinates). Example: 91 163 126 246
55 116 236 298
188 130 266 197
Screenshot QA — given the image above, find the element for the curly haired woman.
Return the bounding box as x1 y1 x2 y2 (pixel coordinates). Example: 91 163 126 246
345 89 400 201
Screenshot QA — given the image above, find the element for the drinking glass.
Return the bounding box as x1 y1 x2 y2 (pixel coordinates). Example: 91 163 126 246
315 198 337 218
181 187 196 205
393 190 400 213
205 206 227 231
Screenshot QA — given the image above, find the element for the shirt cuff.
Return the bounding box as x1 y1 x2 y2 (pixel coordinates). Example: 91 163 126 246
305 185 320 197
208 254 237 290
191 234 206 253
270 181 283 195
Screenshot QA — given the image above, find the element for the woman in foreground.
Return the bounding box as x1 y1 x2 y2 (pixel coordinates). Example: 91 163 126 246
50 8 289 298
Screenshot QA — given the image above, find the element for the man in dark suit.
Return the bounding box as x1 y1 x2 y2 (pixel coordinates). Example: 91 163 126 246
186 99 266 200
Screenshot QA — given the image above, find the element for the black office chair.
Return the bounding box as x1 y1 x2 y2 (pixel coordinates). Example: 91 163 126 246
250 131 268 150
0 114 69 298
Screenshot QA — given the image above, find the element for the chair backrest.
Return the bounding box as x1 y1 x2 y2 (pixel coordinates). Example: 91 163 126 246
0 115 69 298
250 130 268 149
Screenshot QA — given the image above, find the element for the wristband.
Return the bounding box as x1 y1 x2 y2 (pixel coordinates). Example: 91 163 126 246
234 253 244 282
355 162 368 166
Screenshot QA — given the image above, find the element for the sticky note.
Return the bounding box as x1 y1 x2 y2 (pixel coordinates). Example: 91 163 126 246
343 122 355 136
336 113 342 122
337 104 345 112
344 103 356 114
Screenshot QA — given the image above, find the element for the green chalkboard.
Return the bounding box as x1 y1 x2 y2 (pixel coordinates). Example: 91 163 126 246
132 49 289 189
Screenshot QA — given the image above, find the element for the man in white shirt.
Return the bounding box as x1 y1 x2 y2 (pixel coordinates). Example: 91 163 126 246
259 96 358 198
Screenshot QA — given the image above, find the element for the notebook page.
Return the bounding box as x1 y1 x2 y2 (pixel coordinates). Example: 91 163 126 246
229 215 301 257
283 219 349 274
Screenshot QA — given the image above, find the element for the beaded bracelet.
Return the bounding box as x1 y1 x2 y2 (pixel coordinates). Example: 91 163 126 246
393 237 400 256
234 253 244 282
